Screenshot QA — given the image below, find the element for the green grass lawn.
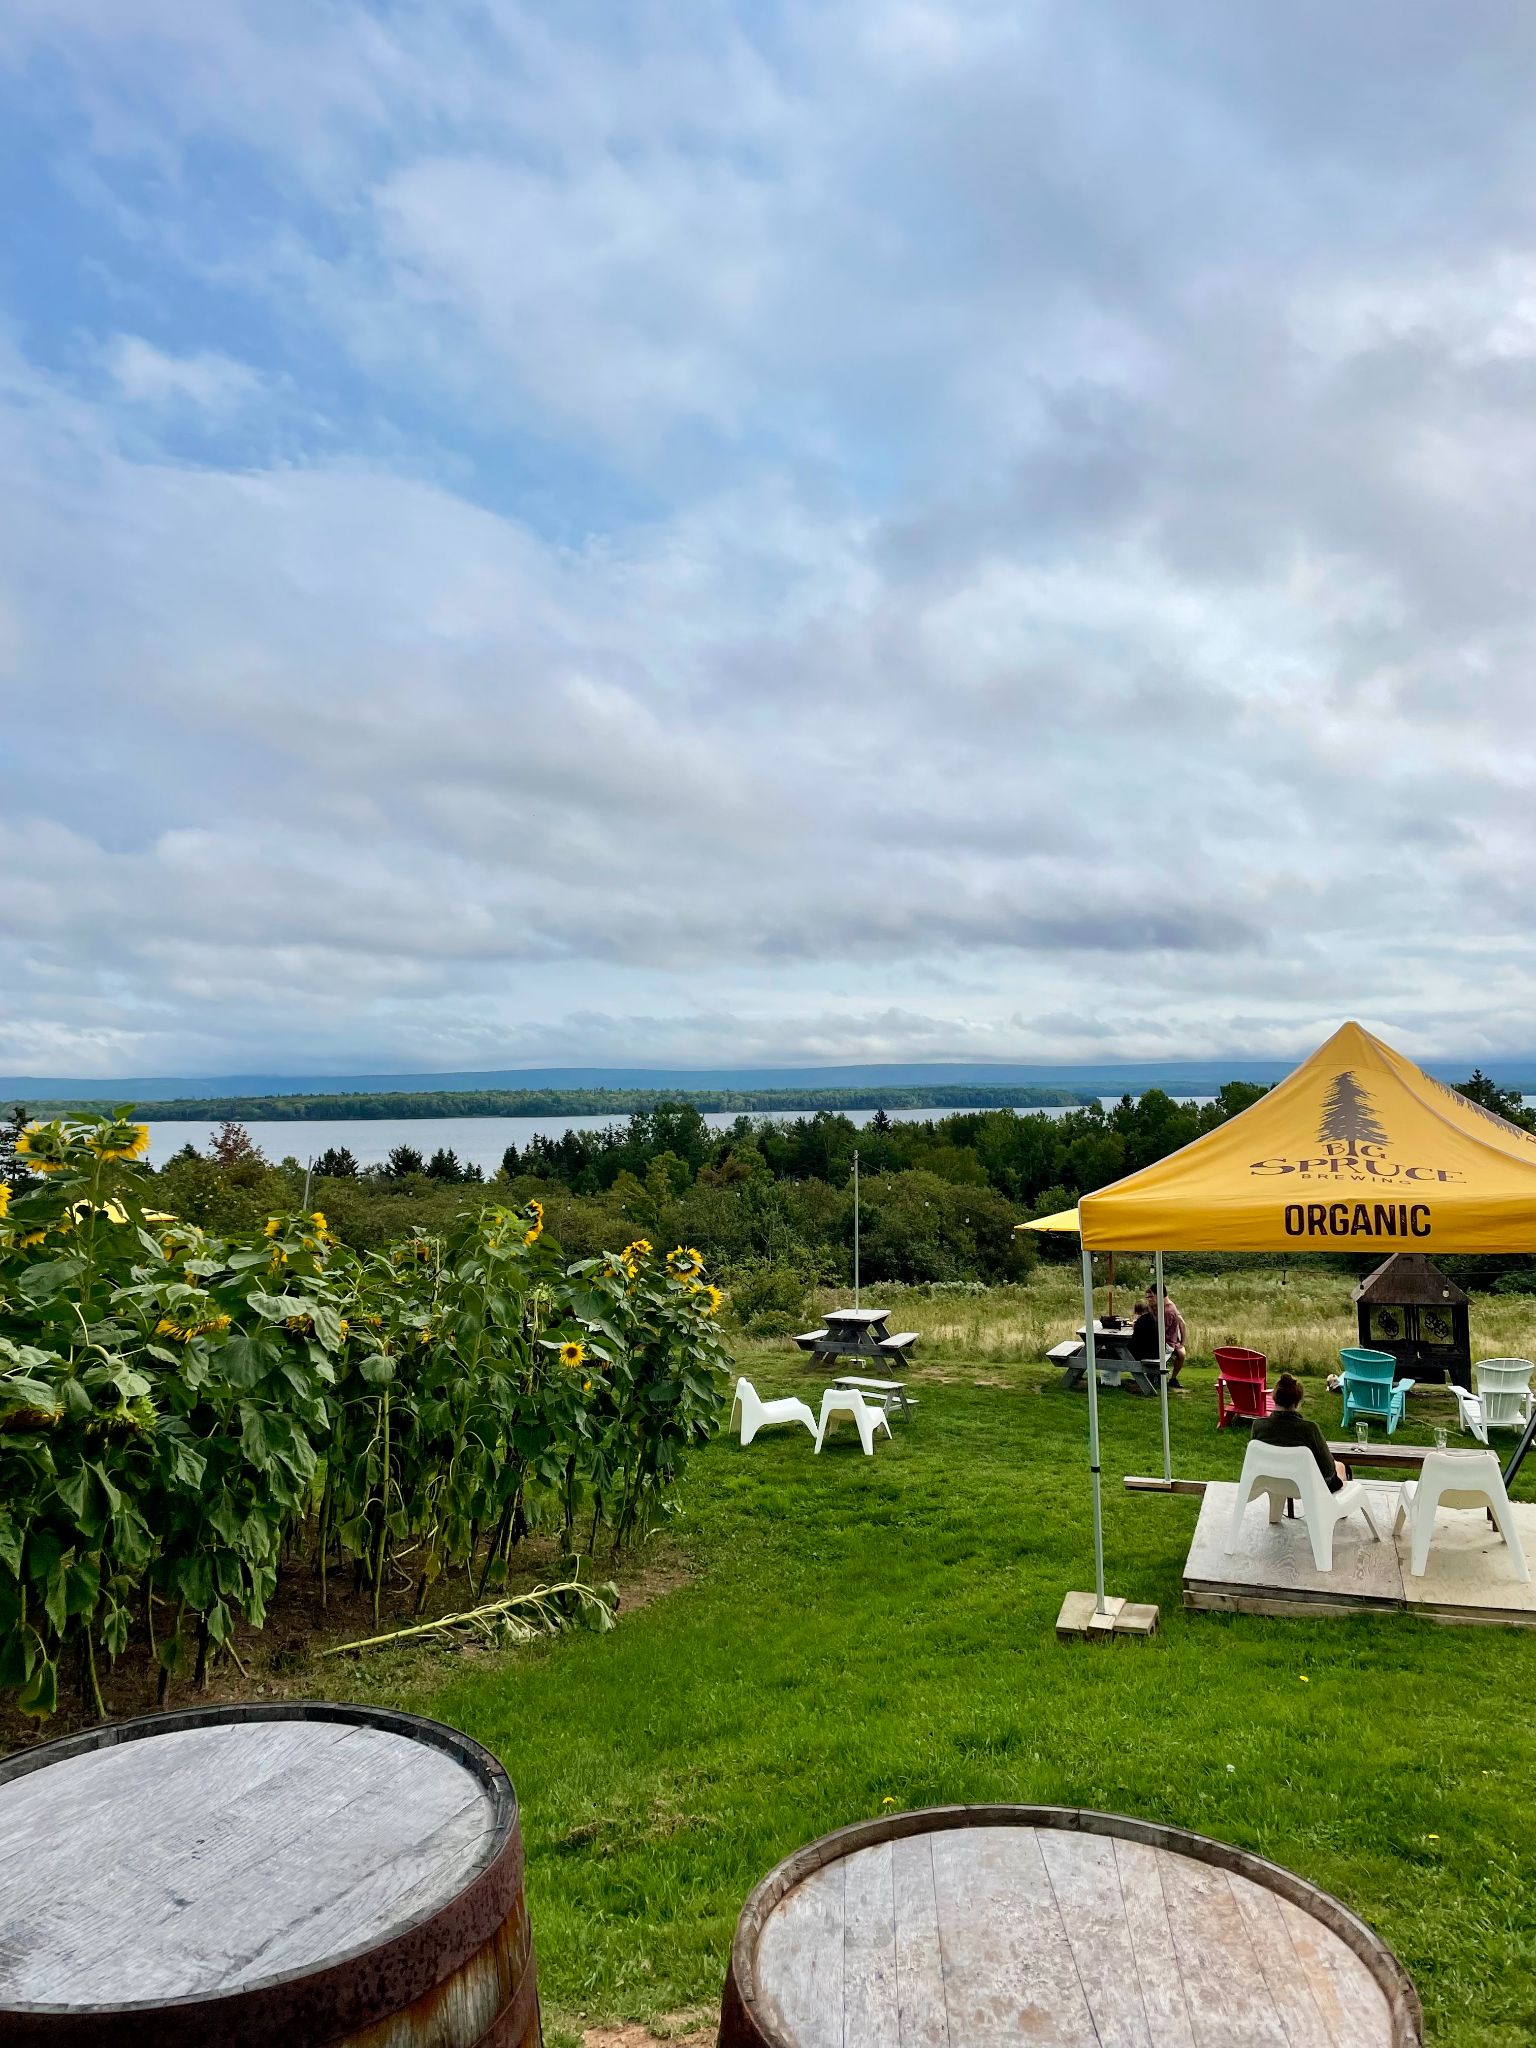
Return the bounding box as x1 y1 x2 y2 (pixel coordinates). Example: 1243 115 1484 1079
363 1357 1536 2048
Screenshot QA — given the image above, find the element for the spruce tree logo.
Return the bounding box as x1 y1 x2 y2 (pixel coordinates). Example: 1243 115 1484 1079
1318 1070 1387 1156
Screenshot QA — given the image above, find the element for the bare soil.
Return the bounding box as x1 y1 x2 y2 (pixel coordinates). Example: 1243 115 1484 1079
0 1531 695 1758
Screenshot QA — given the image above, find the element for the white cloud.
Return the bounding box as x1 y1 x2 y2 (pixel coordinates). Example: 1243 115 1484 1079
102 336 265 415
5 5 1536 1072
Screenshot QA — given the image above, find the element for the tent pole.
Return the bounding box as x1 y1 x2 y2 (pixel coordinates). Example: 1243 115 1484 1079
1081 1244 1106 1614
1154 1249 1172 1485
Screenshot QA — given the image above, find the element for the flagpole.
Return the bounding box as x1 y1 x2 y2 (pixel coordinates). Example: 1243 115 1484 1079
853 1148 860 1308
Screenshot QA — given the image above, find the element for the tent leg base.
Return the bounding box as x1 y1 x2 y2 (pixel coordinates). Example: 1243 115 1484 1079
1124 1475 1209 1496
1056 1592 1161 1640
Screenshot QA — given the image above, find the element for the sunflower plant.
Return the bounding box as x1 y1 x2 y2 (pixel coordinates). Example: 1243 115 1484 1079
0 1126 727 1720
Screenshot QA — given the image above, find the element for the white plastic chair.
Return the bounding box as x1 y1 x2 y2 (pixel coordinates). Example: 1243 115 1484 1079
1452 1358 1535 1445
814 1387 892 1456
1227 1441 1384 1572
1393 1449 1530 1581
729 1377 816 1447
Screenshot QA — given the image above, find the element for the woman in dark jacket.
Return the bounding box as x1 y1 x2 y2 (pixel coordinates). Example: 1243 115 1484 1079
1252 1374 1341 1491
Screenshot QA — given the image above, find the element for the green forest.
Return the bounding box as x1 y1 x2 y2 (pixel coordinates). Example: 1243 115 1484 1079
7 1072 1529 1337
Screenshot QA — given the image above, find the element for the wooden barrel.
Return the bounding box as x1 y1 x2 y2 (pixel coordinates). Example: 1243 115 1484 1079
720 1804 1423 2048
0 1702 540 2048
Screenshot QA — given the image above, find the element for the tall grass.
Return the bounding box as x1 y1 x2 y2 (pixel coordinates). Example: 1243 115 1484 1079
739 1267 1536 1380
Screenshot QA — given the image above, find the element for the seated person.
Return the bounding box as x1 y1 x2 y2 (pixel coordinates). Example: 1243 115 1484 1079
1130 1299 1162 1366
1252 1373 1342 1492
1130 1288 1186 1391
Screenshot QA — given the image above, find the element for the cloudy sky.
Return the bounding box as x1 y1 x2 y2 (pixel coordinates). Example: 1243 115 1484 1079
4 2 1536 1078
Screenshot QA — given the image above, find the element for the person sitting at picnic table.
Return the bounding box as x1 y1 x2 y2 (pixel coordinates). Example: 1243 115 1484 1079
1251 1373 1342 1492
1133 1286 1188 1393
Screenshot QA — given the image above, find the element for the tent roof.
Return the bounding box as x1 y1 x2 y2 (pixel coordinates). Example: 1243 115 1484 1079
1352 1252 1468 1307
1017 1207 1081 1234
1077 1021 1536 1252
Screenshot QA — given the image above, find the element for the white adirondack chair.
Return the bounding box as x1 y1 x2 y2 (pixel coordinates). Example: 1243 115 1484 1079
1227 1441 1384 1572
814 1387 892 1456
729 1378 816 1447
1393 1449 1529 1581
1452 1358 1535 1446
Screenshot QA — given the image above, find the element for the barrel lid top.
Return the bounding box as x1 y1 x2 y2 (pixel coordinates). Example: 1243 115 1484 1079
731 1807 1422 2048
0 1706 510 2012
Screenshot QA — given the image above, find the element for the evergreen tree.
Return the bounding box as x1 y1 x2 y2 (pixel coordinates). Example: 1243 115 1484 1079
313 1145 359 1177
1318 1070 1387 1151
385 1143 426 1178
426 1147 463 1183
1455 1070 1536 1133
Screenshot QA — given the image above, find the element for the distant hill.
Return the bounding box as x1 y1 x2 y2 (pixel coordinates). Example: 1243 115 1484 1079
7 1082 1099 1122
4 1052 1534 1109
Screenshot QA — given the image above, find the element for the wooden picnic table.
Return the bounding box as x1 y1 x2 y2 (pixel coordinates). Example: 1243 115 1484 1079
795 1307 918 1373
1049 1321 1164 1397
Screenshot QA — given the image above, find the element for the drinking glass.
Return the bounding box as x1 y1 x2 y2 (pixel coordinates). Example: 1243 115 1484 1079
1355 1422 1369 1446
1434 1427 1448 1451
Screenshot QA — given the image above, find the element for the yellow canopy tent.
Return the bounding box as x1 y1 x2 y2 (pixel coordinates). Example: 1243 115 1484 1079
1079 1019 1536 1252
1051 1021 1536 1614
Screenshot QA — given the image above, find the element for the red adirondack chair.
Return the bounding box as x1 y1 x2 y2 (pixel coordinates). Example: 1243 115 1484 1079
1215 1346 1275 1427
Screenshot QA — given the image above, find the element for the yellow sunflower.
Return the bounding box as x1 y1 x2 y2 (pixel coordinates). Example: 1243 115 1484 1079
309 1209 328 1231
14 1129 69 1174
667 1245 704 1278
263 1217 284 1238
559 1341 587 1370
0 1183 9 1219
87 1124 150 1161
19 1228 46 1248
701 1284 724 1316
523 1199 544 1246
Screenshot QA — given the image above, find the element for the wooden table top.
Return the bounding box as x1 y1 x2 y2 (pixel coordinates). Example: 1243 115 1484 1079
0 1718 502 2008
749 1820 1399 2047
824 1308 892 1327
1328 1441 1434 1469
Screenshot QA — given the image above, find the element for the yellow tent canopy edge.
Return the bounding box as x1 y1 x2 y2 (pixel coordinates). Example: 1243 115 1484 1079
1015 1208 1081 1234
1076 1020 1536 1254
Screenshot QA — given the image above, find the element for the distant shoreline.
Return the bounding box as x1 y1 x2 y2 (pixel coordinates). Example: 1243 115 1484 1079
22 1083 1099 1123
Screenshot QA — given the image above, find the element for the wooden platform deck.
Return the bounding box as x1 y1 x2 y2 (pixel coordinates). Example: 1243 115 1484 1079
1185 1482 1536 1626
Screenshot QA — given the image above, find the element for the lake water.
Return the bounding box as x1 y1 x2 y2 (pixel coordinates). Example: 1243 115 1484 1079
142 1099 1169 1173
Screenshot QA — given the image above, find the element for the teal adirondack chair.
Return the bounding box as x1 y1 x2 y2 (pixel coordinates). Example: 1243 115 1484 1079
1339 1347 1415 1435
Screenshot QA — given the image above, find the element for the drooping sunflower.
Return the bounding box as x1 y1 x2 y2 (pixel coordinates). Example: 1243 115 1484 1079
667 1245 704 1278
559 1341 587 1370
86 1123 150 1162
14 1127 69 1174
523 1199 544 1246
0 1183 9 1220
700 1284 724 1316
263 1217 284 1238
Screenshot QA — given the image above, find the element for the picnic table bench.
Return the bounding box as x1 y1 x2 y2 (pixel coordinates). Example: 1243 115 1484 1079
832 1373 916 1418
794 1306 918 1372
